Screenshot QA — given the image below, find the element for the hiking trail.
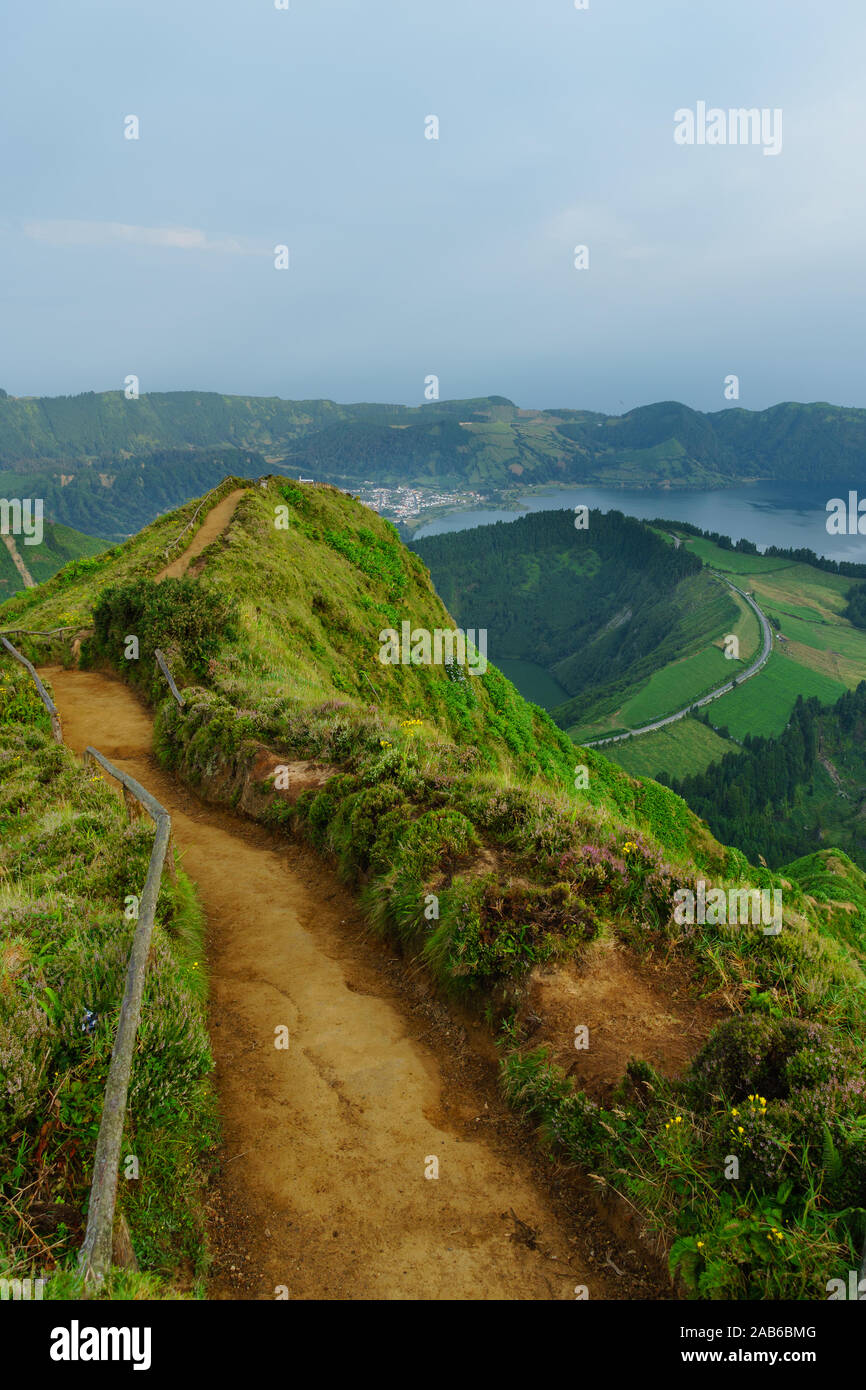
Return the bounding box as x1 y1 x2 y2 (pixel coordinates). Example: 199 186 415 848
41 664 643 1301
156 488 248 582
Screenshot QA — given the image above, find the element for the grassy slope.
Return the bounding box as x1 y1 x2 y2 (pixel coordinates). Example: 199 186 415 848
3 478 866 1300
784 850 866 957
710 650 847 739
0 477 247 640
569 573 749 739
0 664 215 1297
0 521 107 604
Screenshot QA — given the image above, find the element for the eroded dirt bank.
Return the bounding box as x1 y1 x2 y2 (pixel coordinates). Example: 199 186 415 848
42 664 658 1300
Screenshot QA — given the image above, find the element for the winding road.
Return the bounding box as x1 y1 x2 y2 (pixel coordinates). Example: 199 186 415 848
585 575 774 749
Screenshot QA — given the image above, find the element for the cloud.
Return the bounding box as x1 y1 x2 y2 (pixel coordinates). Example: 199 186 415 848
22 220 262 254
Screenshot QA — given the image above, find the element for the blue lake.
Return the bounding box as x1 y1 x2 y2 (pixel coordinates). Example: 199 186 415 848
414 480 865 564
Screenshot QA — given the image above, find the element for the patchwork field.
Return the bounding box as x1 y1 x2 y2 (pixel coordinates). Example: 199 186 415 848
583 533 866 774
704 648 847 739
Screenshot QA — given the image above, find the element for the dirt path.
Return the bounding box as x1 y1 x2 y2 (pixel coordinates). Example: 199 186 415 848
41 665 642 1301
2 533 35 588
156 489 248 582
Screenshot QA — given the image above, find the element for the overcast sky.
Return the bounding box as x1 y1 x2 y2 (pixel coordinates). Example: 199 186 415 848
2 0 864 414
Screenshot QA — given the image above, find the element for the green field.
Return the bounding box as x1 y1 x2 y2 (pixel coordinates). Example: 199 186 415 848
708 649 847 738
682 536 797 574
727 562 866 694
769 610 866 658
606 716 737 780
621 646 732 725
750 562 854 615
576 617 758 740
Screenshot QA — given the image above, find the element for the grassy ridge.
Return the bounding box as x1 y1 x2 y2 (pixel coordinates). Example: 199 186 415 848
0 476 248 646
3 478 866 1299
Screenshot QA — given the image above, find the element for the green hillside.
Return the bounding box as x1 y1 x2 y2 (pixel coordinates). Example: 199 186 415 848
3 477 866 1300
0 520 107 603
414 509 746 738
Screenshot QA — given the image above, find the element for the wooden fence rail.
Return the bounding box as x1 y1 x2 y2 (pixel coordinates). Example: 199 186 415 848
3 630 179 1288
0 624 79 637
0 635 63 743
78 747 174 1289
154 648 185 708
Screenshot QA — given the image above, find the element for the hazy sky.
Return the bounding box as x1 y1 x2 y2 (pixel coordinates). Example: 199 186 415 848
2 0 865 413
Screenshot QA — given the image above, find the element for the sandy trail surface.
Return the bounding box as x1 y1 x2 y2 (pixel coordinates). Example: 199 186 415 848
41 664 635 1301
156 489 247 581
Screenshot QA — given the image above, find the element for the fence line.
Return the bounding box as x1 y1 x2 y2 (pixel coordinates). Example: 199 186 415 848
154 647 185 708
0 624 79 637
161 479 235 561
77 747 174 1289
2 634 179 1288
0 635 63 743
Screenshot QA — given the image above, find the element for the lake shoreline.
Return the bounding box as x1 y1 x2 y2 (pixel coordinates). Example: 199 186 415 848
407 479 861 564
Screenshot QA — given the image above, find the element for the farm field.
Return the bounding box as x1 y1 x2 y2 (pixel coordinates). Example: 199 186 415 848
708 648 847 738
680 535 797 574
573 596 760 740
661 537 866 736
605 716 737 780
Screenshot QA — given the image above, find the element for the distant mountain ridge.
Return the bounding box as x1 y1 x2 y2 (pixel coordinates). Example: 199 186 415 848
3 390 866 499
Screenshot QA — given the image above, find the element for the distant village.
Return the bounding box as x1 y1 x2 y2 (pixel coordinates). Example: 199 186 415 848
354 482 487 522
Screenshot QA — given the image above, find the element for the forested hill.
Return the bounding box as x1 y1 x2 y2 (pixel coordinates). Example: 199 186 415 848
665 684 866 870
413 508 736 728
5 389 866 494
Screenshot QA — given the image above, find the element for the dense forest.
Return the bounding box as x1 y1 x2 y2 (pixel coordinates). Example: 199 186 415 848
414 508 737 726
663 684 866 869
0 445 265 540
